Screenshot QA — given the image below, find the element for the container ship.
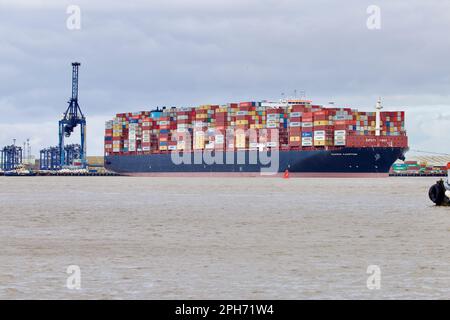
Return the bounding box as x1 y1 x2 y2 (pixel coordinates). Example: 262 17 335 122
104 99 408 177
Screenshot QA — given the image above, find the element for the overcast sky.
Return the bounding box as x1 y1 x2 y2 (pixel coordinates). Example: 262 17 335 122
1 0 449 156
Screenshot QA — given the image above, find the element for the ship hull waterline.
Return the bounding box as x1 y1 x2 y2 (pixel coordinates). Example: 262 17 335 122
105 147 407 178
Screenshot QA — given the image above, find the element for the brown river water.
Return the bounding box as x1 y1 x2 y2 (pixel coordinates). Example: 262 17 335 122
0 176 449 299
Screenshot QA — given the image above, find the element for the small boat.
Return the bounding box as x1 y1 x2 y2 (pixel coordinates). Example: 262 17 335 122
429 162 450 206
3 165 36 176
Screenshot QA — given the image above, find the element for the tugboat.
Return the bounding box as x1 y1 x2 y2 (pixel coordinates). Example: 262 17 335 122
3 164 36 176
429 163 450 206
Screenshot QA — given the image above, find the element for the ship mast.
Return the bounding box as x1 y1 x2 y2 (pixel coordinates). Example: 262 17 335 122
375 97 382 136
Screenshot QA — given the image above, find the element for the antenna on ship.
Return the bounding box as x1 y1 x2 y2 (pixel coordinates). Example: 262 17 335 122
300 91 306 100
375 97 383 136
280 92 286 104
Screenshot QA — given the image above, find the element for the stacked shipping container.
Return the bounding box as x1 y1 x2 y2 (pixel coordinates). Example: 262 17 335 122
104 100 407 155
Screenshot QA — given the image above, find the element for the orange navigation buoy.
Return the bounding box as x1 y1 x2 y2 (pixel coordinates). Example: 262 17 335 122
283 169 289 179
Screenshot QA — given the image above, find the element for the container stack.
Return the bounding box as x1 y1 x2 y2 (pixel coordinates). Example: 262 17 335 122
176 109 192 151
288 106 302 148
301 112 313 147
390 160 448 175
104 120 113 154
313 110 334 147
350 111 376 136
141 118 152 152
104 100 408 156
381 111 405 136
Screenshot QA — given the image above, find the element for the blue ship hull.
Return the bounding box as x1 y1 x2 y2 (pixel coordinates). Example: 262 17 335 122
105 147 407 177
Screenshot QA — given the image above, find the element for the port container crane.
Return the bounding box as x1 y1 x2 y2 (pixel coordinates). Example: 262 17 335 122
40 144 82 170
1 144 23 171
59 62 86 167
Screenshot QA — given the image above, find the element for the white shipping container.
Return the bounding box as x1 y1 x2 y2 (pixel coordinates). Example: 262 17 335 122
194 122 206 128
314 136 325 141
168 145 177 151
334 130 346 136
266 142 278 147
314 130 326 136
302 122 313 128
302 137 313 142
290 112 302 118
290 122 301 127
215 135 224 143
335 141 346 146
302 141 313 146
142 146 151 151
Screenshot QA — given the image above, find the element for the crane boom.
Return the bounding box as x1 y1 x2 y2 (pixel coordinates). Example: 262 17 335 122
59 62 86 167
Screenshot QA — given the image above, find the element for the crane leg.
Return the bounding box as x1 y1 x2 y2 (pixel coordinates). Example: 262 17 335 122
59 121 65 167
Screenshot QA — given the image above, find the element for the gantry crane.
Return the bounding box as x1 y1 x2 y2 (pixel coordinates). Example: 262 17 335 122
59 62 86 167
1 143 23 171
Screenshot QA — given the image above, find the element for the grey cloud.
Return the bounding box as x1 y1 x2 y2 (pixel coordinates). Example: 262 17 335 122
0 0 449 155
